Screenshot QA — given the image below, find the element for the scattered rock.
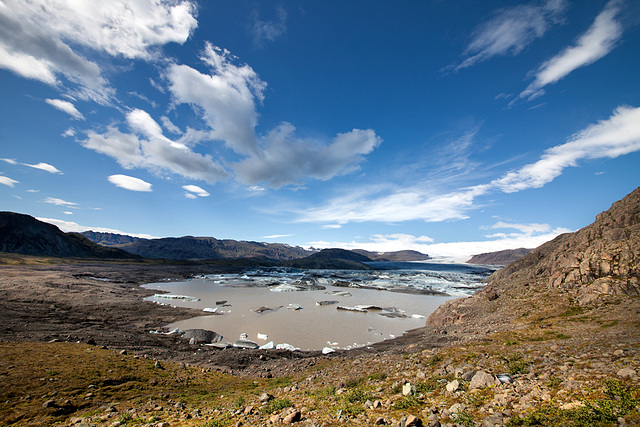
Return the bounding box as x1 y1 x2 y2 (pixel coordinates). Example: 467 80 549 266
402 382 416 396
469 371 498 390
446 380 459 392
617 368 636 378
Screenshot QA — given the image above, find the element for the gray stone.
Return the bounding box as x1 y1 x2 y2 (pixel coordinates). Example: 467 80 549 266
402 383 416 396
469 371 498 390
446 380 459 392
617 368 636 378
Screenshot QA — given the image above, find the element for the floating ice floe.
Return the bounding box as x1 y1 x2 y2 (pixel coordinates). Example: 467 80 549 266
259 341 275 350
153 294 200 302
316 300 339 306
411 314 425 319
322 347 335 354
287 303 302 310
257 333 269 341
276 343 299 351
203 307 218 313
325 290 352 297
336 306 368 313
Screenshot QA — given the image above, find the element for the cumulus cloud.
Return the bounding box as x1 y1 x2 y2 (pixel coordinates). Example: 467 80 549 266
82 109 230 183
183 184 210 198
492 105 640 192
0 0 197 103
518 0 623 101
43 197 77 206
455 0 566 70
167 43 266 156
234 123 382 188
166 43 382 188
45 98 84 120
0 175 18 187
296 105 640 226
252 6 287 47
108 174 152 192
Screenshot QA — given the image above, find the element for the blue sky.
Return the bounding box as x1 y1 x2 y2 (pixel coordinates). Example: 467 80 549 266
1 0 639 260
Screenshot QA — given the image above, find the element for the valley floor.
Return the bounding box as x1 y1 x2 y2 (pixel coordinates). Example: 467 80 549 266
0 262 639 426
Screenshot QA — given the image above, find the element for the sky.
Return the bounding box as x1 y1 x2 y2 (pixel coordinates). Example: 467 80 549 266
1 0 639 261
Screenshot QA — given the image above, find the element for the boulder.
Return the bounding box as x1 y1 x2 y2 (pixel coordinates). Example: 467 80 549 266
469 371 498 390
181 329 222 344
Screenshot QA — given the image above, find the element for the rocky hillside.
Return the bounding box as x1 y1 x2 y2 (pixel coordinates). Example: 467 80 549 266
0 212 138 259
427 186 640 329
80 231 144 246
466 248 531 266
108 236 313 261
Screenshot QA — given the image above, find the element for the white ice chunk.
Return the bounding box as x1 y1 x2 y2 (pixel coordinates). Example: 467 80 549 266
322 347 335 354
257 333 269 341
411 314 425 319
276 343 299 351
259 341 275 349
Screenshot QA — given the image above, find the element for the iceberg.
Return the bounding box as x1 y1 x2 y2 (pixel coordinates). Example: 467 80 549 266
257 333 269 341
153 294 200 302
322 347 335 354
259 341 275 350
276 343 299 351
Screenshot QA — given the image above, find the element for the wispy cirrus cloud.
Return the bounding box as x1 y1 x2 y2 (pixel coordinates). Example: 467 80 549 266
251 6 287 48
454 0 566 71
1 158 62 174
0 175 19 187
108 174 152 192
296 105 640 226
43 197 78 207
183 184 210 198
518 0 624 102
45 99 84 120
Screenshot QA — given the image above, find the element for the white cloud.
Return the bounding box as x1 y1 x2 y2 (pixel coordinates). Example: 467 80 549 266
167 43 266 156
63 211 73 215
455 0 566 70
82 109 230 183
37 217 157 239
519 0 623 101
0 0 198 103
296 105 640 226
45 98 84 120
183 184 210 197
43 197 77 206
108 174 152 192
0 175 18 187
62 128 76 137
2 158 62 174
297 184 489 225
161 116 181 134
25 162 63 174
252 6 287 47
262 234 294 239
166 43 382 188
307 226 569 262
492 105 640 193
234 123 382 188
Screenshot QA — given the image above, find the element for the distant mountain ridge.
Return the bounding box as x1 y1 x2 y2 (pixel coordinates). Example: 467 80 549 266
0 212 139 259
466 248 531 266
81 232 430 262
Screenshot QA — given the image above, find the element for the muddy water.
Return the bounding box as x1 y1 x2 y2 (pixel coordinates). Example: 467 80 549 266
144 277 453 351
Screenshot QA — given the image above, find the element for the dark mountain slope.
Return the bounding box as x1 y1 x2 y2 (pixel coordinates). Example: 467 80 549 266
0 212 139 259
111 236 312 261
353 249 429 262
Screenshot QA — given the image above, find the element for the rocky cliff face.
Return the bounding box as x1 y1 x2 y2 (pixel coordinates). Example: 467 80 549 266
466 248 531 266
427 186 640 328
